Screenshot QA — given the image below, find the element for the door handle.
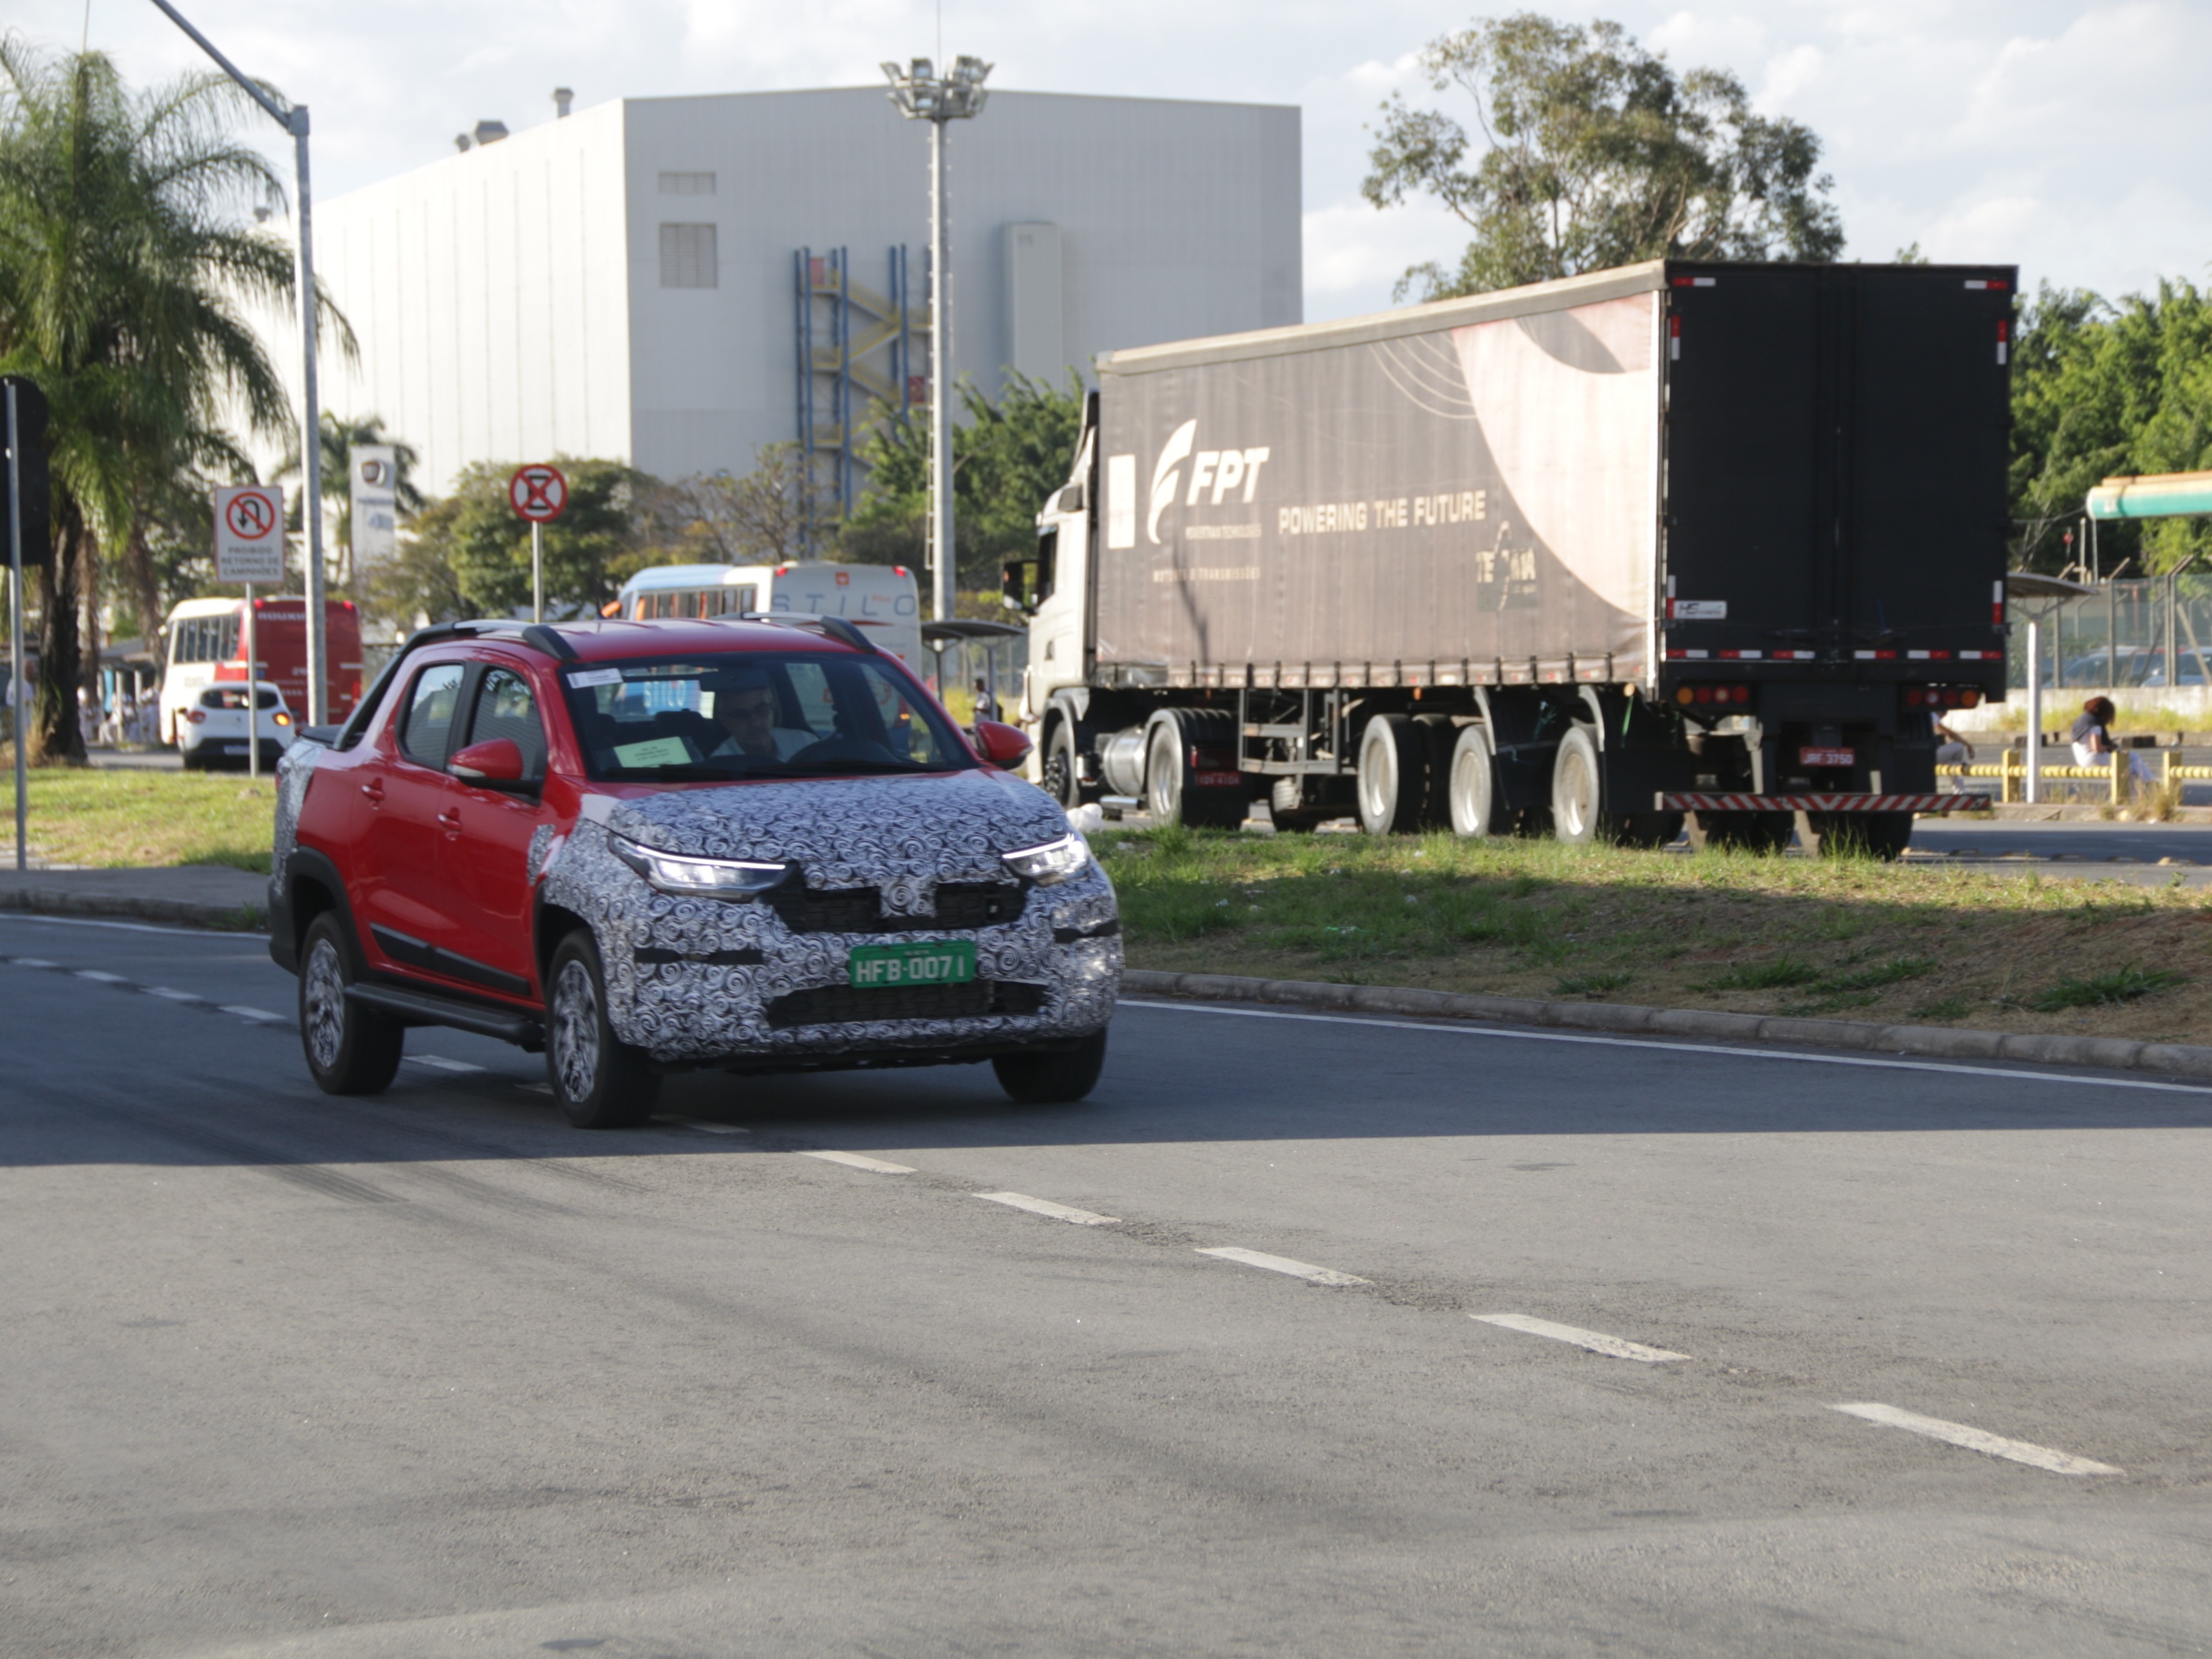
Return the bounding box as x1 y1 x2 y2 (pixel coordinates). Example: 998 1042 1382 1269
437 808 462 838
360 780 384 804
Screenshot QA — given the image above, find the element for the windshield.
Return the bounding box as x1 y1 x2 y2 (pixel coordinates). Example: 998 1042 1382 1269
558 650 975 783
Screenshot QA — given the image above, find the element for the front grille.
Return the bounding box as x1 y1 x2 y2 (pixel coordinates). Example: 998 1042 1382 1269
763 880 1026 934
765 979 1048 1029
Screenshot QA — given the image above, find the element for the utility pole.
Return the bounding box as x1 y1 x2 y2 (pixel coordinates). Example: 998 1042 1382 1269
145 0 329 725
882 55 992 626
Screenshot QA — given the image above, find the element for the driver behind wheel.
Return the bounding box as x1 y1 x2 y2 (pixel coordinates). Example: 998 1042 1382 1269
706 667 818 761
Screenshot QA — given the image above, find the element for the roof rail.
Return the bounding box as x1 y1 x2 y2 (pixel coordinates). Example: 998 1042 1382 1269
520 624 579 662
808 615 878 653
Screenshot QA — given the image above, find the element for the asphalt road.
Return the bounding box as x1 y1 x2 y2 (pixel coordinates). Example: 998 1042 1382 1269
5 914 2211 1658
1907 818 2212 866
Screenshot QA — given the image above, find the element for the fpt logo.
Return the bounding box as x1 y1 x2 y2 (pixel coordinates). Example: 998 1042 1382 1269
1146 419 1271 544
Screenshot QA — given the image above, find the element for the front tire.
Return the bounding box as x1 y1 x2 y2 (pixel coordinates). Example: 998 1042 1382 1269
299 911 403 1095
546 932 660 1128
993 1029 1108 1105
1042 722 1085 810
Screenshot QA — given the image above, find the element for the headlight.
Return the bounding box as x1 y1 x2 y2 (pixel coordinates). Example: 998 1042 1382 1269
1001 833 1090 886
611 835 788 899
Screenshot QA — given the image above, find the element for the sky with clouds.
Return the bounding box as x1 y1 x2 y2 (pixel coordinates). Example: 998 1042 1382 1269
11 0 2208 322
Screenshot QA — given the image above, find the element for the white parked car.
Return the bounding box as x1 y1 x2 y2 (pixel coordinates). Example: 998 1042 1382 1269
178 681 295 770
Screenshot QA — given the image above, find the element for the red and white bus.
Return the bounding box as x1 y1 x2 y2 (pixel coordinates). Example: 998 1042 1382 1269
159 597 364 745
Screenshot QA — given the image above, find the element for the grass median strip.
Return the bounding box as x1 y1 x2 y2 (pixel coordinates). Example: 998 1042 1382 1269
5 768 278 872
1104 824 2212 1043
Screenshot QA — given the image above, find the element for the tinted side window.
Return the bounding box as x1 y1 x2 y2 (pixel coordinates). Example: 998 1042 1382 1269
466 668 546 781
398 664 465 767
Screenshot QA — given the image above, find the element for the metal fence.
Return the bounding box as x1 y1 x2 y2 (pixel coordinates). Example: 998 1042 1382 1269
2008 567 2212 692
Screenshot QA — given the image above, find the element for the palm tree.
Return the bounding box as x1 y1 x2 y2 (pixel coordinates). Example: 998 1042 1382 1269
278 412 425 587
0 37 347 760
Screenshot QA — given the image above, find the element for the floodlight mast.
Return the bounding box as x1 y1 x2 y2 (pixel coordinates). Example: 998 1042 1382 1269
144 0 329 725
883 55 992 628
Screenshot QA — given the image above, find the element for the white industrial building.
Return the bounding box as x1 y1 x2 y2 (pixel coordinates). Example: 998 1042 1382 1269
310 85 1301 521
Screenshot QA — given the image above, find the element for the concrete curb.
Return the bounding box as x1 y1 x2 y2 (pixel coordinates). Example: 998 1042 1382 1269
0 885 265 933
1120 969 2212 1083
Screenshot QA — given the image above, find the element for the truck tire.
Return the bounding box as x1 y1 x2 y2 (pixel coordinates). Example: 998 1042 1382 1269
546 931 661 1128
1413 714 1457 828
298 912 403 1096
1042 721 1085 809
1357 714 1427 835
1801 810 1914 861
1144 711 1243 830
1685 810 1793 855
1549 726 1607 844
1446 724 1503 838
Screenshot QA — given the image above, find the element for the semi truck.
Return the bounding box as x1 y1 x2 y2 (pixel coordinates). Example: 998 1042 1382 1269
1007 259 2015 858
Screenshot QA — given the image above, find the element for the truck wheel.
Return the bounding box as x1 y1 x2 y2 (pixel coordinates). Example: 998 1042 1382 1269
1801 811 1913 861
546 932 660 1128
1549 726 1607 844
1144 712 1243 829
298 912 403 1096
1042 723 1085 809
993 1029 1108 1105
1612 810 1685 850
1446 725 1503 838
1357 714 1427 835
1685 811 1792 855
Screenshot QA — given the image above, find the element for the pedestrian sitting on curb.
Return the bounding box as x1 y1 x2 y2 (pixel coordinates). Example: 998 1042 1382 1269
1933 717 1974 791
2071 696 2153 787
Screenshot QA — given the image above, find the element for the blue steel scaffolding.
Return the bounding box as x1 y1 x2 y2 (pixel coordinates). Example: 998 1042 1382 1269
795 245 925 554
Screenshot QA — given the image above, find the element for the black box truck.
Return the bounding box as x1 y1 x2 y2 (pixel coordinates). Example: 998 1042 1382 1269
1009 259 2014 857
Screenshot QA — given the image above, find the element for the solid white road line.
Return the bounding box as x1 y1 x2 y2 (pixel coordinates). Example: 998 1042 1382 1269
1195 1246 1368 1287
0 912 246 937
800 1149 916 1174
1119 998 2212 1097
403 1055 485 1074
143 987 200 1003
10 958 57 968
73 970 127 983
1473 1313 1689 1363
1830 1402 2123 1476
973 1191 1119 1226
221 1006 284 1021
661 1116 751 1135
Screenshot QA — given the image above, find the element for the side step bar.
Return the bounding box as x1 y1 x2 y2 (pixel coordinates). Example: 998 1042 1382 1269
347 983 545 1051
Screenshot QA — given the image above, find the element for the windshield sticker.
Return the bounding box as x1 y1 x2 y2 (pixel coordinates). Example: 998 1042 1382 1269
613 736 694 768
568 667 624 688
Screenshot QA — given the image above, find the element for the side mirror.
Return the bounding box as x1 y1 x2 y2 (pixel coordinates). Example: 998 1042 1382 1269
973 720 1032 769
449 737 532 790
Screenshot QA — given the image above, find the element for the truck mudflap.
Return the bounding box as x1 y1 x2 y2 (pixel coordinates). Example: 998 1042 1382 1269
1659 792 1978 814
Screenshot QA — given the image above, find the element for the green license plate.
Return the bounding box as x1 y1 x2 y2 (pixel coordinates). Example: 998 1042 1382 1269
847 940 976 989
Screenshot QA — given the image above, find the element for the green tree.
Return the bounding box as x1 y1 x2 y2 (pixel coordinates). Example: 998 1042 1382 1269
0 37 346 760
2009 280 2212 574
1363 13 1845 301
277 411 425 586
635 443 810 568
846 371 1085 597
400 458 647 621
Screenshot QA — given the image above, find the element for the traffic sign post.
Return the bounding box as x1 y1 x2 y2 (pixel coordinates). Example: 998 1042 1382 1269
508 465 568 624
215 485 285 780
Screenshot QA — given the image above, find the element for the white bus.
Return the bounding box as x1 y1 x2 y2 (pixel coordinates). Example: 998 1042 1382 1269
612 562 922 668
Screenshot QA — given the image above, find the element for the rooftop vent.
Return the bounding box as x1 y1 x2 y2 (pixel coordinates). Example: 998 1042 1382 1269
474 119 509 145
553 87 574 119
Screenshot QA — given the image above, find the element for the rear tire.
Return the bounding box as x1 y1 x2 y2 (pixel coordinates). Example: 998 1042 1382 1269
993 1029 1108 1105
1549 726 1605 844
1801 810 1913 861
298 912 403 1096
1143 712 1242 829
1685 810 1793 855
546 932 660 1128
1357 714 1427 835
1446 725 1503 838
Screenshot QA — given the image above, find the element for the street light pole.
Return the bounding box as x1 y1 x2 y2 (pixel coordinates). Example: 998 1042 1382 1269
145 0 329 726
883 55 991 627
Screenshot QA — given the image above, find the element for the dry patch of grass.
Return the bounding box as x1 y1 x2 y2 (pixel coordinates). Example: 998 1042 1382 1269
1105 824 2212 1043
7 768 276 873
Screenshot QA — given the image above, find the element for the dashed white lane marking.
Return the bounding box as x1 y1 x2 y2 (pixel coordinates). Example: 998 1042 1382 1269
10 958 57 968
799 1149 916 1174
1120 998 2212 1097
221 1006 284 1022
1474 1313 1689 1364
143 987 201 1003
74 970 128 983
1831 1402 2122 1476
515 1082 552 1096
661 1116 751 1135
1196 1246 1368 1287
403 1055 485 1074
974 1191 1119 1226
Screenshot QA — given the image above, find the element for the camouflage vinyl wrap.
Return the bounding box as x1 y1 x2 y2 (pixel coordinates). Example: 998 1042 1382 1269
268 740 321 911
